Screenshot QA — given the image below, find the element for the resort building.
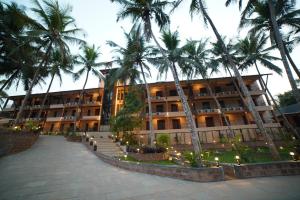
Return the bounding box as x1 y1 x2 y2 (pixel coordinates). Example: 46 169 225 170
1 73 284 145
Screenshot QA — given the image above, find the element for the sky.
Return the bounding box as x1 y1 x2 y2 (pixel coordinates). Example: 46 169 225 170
3 0 300 101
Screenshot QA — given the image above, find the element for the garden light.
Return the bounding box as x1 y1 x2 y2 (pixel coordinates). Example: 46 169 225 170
215 157 219 167
124 154 127 159
126 141 129 145
200 154 204 159
137 148 140 153
290 152 297 161
190 152 193 156
280 146 283 150
176 153 181 156
235 155 241 165
94 141 97 145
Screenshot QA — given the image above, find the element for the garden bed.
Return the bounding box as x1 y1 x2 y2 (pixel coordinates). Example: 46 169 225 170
128 152 168 161
0 129 39 157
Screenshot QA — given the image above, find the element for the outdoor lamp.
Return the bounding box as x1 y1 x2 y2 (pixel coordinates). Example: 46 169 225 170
190 152 193 156
176 153 181 156
215 157 219 167
290 152 297 161
90 138 93 146
280 146 284 150
235 155 241 165
200 154 204 159
93 141 97 151
126 141 129 145
124 154 127 159
137 148 140 153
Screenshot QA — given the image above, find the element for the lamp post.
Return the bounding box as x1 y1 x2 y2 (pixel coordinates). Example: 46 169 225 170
290 152 297 161
215 157 219 167
93 141 97 151
235 155 241 165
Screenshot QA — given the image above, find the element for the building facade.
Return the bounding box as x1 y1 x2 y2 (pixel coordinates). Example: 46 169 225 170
1 74 283 144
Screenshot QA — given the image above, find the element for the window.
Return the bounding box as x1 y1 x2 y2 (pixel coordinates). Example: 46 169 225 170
157 120 165 130
60 124 64 132
89 96 93 101
202 102 211 109
156 91 163 97
72 110 76 116
145 106 149 113
205 117 214 127
75 98 79 103
222 116 230 126
171 104 178 112
97 95 101 101
238 100 243 107
50 124 54 132
219 100 225 108
169 90 177 96
95 109 100 115
66 98 70 103
87 110 91 116
85 123 89 131
156 104 164 112
242 115 248 124
146 121 150 130
93 123 98 131
200 88 207 94
215 86 222 93
54 111 58 117
172 119 181 129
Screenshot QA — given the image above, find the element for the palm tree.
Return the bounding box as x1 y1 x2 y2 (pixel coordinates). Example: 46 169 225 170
14 0 84 125
107 26 156 146
73 44 105 132
111 0 203 164
181 39 236 139
174 0 280 159
235 32 300 138
227 0 300 103
37 49 74 120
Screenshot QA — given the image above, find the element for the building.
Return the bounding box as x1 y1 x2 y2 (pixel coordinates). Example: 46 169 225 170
1 74 284 145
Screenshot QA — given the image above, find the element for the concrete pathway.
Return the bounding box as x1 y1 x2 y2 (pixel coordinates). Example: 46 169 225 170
0 136 300 200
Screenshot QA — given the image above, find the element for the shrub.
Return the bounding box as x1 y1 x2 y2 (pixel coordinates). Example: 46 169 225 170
141 145 166 154
24 120 40 132
183 151 199 167
157 133 170 147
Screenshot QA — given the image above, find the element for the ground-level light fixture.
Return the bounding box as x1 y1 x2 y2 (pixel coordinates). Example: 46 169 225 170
279 146 284 150
137 148 140 153
190 152 193 156
290 152 297 161
126 141 129 145
124 154 128 159
215 157 219 167
235 155 241 165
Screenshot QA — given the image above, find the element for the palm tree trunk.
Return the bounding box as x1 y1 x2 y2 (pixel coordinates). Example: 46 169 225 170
74 70 90 132
204 80 235 138
284 45 300 79
149 27 203 165
139 64 155 146
267 0 300 103
254 62 300 139
198 0 280 159
37 73 55 119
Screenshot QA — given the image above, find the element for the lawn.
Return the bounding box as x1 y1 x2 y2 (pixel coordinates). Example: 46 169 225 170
202 147 292 164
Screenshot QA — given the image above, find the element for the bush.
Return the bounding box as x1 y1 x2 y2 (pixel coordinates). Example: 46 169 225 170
183 151 199 167
157 133 170 147
141 145 166 154
24 120 40 132
120 133 138 146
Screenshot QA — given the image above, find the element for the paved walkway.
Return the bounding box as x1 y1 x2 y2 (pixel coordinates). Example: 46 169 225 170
0 136 300 200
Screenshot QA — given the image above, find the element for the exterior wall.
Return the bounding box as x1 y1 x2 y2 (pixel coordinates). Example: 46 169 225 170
1 75 282 141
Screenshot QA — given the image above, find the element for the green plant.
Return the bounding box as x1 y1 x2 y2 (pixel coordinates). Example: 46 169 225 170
24 120 40 132
183 151 199 167
232 135 255 162
157 133 170 147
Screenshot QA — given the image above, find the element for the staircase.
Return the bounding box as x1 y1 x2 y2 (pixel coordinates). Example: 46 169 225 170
86 125 124 157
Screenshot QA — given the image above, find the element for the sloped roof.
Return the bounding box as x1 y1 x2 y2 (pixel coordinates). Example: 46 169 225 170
277 103 300 115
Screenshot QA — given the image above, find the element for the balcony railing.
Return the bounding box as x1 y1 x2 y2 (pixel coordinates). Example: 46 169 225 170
197 108 220 114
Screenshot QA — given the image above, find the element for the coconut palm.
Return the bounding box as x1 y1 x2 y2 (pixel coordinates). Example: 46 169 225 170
235 32 300 138
73 44 105 132
227 0 300 103
111 0 203 164
14 0 84 124
37 49 74 120
181 39 236 138
174 0 280 159
107 26 156 146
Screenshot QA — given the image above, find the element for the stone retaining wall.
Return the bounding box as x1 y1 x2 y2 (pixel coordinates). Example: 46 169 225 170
0 130 39 157
128 152 168 161
233 161 300 178
84 142 224 182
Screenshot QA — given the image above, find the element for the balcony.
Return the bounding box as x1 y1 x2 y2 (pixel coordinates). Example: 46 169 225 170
146 111 186 117
46 117 62 122
2 107 15 112
150 96 166 102
62 116 75 121
221 107 244 112
64 102 78 107
197 108 220 114
255 105 273 111
215 91 239 97
50 104 64 109
82 101 101 106
81 115 100 120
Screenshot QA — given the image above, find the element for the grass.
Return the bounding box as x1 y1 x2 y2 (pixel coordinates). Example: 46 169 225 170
202 147 292 164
